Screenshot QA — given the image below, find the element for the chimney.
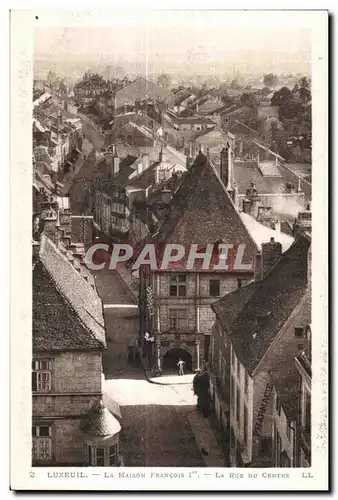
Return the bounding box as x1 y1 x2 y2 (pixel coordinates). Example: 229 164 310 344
261 237 282 279
246 181 260 219
57 111 62 138
186 142 193 169
232 183 239 209
159 146 166 163
105 152 114 176
274 220 281 233
113 146 120 176
257 206 272 225
242 198 252 214
293 203 312 237
227 143 233 192
42 210 58 242
32 241 41 269
220 146 229 187
297 177 302 192
154 166 160 184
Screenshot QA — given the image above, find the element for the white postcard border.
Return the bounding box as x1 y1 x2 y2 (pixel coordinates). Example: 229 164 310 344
10 8 328 491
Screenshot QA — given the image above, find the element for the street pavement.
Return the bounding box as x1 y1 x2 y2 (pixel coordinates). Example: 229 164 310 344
94 265 225 467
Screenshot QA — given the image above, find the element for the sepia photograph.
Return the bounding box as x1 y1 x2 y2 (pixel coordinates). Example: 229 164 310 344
10 8 328 491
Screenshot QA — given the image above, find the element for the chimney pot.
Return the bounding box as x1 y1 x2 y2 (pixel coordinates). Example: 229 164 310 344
261 238 282 278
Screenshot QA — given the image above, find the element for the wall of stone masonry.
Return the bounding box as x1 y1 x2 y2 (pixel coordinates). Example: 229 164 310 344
33 351 102 418
54 351 102 393
53 418 87 464
155 272 252 334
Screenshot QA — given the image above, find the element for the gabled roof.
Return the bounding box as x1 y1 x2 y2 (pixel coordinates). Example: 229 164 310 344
33 235 106 351
154 152 258 258
224 235 311 374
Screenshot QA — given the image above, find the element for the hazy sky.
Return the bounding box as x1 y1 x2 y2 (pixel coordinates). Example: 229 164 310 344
34 12 311 76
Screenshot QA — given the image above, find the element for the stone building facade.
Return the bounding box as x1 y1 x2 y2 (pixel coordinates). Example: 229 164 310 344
138 147 259 375
32 224 121 466
209 233 311 467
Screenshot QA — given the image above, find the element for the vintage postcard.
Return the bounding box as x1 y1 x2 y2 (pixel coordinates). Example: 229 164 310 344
10 8 328 491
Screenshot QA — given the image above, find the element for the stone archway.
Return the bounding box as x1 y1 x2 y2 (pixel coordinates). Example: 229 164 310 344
162 347 192 374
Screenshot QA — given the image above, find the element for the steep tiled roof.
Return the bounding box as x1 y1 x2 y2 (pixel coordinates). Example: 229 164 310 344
81 400 121 437
226 235 311 374
33 235 106 351
154 153 258 258
212 283 256 332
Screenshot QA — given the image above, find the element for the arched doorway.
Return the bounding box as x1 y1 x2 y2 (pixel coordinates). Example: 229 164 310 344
162 348 192 374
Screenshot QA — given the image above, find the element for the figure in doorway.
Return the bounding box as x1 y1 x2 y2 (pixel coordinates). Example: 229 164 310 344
177 358 185 376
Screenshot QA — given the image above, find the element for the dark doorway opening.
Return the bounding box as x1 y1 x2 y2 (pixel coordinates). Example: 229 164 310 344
162 348 192 374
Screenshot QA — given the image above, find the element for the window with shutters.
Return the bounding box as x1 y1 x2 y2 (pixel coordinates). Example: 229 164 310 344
32 424 52 461
169 274 187 297
32 359 52 392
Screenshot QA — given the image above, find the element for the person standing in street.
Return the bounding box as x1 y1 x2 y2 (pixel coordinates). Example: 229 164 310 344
177 358 185 376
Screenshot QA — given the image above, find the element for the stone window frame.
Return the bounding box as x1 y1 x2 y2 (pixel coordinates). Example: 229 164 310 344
32 358 53 392
169 273 187 297
168 308 188 332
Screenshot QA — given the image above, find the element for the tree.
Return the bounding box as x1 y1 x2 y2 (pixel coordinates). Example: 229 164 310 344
298 77 311 103
157 73 172 88
263 73 279 89
271 86 293 107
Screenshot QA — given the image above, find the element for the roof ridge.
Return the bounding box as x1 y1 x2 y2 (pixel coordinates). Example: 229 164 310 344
38 260 105 349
